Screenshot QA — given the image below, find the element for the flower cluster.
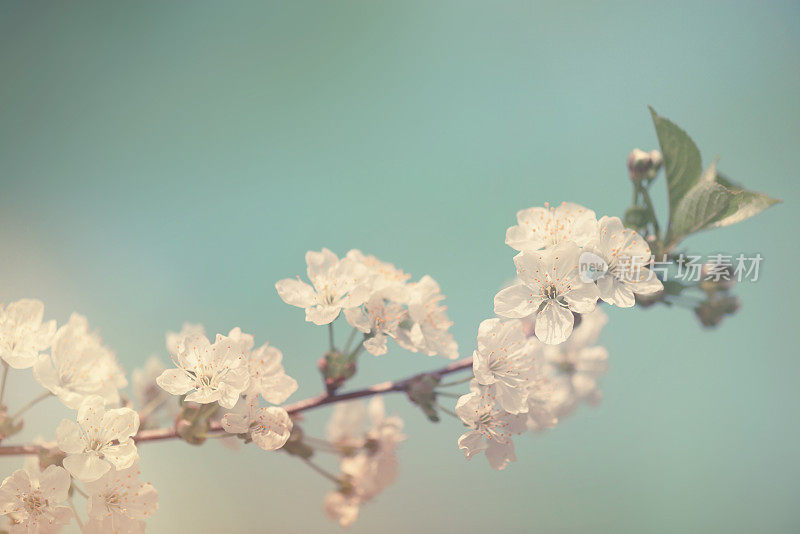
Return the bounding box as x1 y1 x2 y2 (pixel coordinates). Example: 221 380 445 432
157 323 298 450
496 203 662 345
323 398 405 527
277 248 458 359
0 303 128 409
456 309 610 470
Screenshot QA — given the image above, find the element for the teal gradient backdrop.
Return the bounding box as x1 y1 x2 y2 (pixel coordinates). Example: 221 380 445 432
1 2 798 533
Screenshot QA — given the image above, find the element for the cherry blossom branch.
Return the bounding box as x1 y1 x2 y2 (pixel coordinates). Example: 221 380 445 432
0 356 474 455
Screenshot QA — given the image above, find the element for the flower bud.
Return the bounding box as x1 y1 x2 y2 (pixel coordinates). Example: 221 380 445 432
627 148 661 183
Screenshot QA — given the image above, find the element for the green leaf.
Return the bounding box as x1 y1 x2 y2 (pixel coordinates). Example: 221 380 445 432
670 179 733 244
649 107 703 225
707 173 781 229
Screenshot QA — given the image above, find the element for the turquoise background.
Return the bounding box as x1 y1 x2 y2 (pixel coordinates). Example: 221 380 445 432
1 2 798 533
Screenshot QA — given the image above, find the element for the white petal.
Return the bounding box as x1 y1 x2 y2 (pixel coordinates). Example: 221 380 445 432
63 452 110 482
155 369 195 396
274 278 317 308
55 420 85 454
252 407 293 451
534 303 574 345
494 283 540 319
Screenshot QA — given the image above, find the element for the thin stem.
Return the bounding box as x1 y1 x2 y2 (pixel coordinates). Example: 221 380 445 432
435 402 459 419
328 323 335 352
342 327 358 354
300 457 341 484
434 391 461 399
438 375 472 388
0 362 9 405
138 392 170 422
11 391 52 421
72 484 89 499
68 495 83 529
639 185 661 238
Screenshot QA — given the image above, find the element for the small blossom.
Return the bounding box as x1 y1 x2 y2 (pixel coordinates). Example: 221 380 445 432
472 318 542 414
494 242 600 344
0 459 72 534
0 299 56 370
221 394 292 450
326 401 367 448
165 323 206 357
56 396 139 483
455 383 527 470
542 308 609 418
584 216 663 307
397 276 458 359
323 398 405 527
505 202 598 252
323 491 360 528
82 463 158 534
246 343 298 404
345 249 410 301
344 295 408 356
275 248 370 325
33 314 127 409
156 330 249 409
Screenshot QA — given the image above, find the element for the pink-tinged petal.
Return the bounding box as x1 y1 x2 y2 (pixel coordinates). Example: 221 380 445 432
485 439 517 470
39 465 71 502
534 303 574 345
494 283 540 319
363 335 388 356
457 430 487 459
275 278 317 308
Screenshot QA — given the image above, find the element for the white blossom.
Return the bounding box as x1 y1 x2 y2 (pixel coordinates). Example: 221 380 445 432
345 249 410 300
56 396 139 483
165 323 206 357
584 216 663 307
494 241 600 345
0 299 56 370
505 202 598 252
324 398 405 527
472 318 542 414
455 383 527 470
275 248 370 325
397 275 458 359
33 314 127 410
542 308 609 418
246 343 297 404
221 394 292 450
0 459 72 534
156 330 249 409
344 295 408 356
326 401 367 448
82 463 158 534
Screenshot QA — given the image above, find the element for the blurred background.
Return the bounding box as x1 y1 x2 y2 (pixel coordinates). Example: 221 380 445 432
1 1 798 533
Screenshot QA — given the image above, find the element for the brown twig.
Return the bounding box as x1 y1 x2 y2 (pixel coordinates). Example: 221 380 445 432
0 356 474 455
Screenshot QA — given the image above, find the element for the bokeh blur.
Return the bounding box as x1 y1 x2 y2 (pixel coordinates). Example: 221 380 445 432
1 2 798 532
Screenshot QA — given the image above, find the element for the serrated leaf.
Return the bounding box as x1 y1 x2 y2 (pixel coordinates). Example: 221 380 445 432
671 180 733 244
649 107 703 224
707 173 781 229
